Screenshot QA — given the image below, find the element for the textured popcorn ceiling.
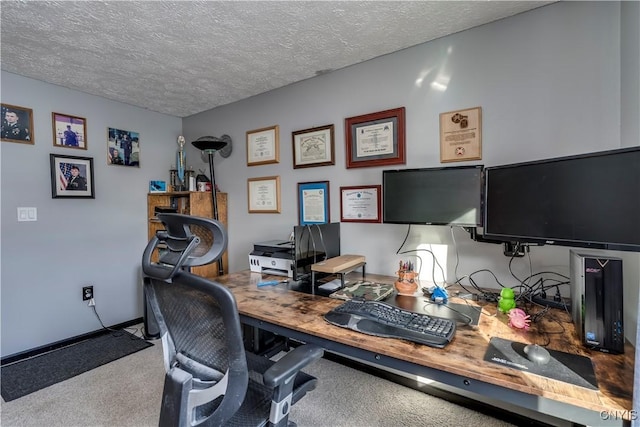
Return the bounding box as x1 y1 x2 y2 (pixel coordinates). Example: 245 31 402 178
1 1 552 117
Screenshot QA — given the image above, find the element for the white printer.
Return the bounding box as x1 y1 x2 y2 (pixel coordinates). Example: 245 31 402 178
248 240 294 277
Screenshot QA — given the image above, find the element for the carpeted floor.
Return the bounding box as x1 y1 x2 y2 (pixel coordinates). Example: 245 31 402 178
0 327 564 426
1 330 152 402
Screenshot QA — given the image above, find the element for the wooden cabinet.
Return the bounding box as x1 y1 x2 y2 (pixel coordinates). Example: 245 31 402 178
147 191 228 278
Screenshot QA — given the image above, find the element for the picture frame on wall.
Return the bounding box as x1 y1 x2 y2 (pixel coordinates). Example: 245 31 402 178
52 112 87 149
247 176 281 213
247 125 279 166
297 181 330 225
345 107 406 169
439 106 482 163
340 185 382 223
1 103 34 144
292 124 335 169
50 153 95 199
108 127 140 166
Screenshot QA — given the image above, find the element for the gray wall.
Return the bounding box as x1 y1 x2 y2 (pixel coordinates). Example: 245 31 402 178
1 72 181 357
183 2 639 341
1 1 638 358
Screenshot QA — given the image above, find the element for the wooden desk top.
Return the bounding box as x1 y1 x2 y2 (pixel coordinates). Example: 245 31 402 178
214 270 634 419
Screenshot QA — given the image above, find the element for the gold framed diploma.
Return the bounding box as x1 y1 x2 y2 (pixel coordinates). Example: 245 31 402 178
247 176 281 213
439 107 482 163
340 185 381 223
247 125 279 166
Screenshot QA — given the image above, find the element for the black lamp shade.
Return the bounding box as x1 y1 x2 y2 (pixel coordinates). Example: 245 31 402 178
191 136 228 152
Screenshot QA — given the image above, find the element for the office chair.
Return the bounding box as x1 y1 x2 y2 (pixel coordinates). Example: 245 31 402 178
142 213 324 427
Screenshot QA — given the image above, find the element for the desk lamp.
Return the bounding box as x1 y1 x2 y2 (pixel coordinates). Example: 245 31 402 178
191 135 232 276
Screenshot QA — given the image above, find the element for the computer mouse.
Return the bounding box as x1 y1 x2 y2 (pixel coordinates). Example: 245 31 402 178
523 344 551 365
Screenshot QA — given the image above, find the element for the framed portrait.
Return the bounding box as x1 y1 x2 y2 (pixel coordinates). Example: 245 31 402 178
247 176 281 213
297 181 330 225
247 125 279 166
50 154 95 199
1 103 34 144
340 185 382 223
149 180 167 193
292 124 335 169
345 107 406 169
108 127 140 167
440 106 482 163
52 112 87 149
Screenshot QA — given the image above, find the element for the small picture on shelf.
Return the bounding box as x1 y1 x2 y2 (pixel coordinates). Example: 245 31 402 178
149 180 167 193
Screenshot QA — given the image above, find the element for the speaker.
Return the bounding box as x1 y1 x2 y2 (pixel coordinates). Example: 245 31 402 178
570 251 624 354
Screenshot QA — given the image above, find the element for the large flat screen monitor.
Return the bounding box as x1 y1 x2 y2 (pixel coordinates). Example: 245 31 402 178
483 146 640 252
382 165 483 226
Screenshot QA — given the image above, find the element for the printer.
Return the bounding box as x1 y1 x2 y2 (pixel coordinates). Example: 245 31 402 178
249 240 294 277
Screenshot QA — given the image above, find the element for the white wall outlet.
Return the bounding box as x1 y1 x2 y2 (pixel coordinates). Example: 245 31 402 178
17 207 37 222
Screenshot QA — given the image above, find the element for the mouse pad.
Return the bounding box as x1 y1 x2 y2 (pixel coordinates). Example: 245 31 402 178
484 337 598 390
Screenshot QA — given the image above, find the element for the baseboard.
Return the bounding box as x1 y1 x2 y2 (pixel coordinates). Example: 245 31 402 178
1 317 144 366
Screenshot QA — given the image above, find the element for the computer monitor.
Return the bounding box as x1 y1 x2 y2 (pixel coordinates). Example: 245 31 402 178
483 146 640 252
292 222 340 282
382 165 483 226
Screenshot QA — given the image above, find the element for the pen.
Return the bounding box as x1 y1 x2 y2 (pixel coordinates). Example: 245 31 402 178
257 280 288 288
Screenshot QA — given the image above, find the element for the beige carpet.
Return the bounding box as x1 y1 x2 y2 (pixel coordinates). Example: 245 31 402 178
1 328 517 427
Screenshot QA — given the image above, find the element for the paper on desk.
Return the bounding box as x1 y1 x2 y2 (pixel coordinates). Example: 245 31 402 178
318 279 346 291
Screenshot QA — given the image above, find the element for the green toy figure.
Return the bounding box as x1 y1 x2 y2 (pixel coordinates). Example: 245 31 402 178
498 288 516 313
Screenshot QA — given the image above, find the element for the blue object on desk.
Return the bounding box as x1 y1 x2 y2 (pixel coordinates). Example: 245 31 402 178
431 287 448 304
257 280 287 288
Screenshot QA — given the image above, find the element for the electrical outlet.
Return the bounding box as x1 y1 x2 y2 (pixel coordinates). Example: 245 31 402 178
82 286 94 301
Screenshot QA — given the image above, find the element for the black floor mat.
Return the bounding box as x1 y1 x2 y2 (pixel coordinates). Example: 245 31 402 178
1 330 153 401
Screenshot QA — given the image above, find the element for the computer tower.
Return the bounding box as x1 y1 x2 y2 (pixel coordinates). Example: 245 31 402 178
570 251 624 354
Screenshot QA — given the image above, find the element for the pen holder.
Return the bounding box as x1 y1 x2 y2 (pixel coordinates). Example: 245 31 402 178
394 270 419 296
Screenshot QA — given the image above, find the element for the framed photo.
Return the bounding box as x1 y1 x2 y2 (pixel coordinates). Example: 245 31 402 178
50 154 95 199
292 124 335 169
108 127 140 167
247 176 281 213
1 103 34 144
345 107 406 169
52 112 87 149
297 181 330 225
149 180 167 193
247 125 279 166
439 106 482 163
340 185 382 223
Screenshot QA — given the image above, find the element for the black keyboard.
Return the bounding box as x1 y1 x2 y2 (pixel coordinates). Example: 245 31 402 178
324 299 456 348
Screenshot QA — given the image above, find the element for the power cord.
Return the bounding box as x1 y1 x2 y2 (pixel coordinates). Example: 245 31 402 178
88 299 142 339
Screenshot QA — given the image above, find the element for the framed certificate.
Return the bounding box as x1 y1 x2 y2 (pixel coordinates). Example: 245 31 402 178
297 181 330 225
340 185 381 223
247 176 281 213
439 106 482 163
247 125 279 166
292 124 335 169
345 107 405 169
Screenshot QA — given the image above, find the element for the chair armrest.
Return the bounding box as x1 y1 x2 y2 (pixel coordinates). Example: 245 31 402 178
263 344 323 388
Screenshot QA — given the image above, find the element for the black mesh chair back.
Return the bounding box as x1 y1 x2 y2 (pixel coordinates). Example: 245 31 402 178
142 213 323 427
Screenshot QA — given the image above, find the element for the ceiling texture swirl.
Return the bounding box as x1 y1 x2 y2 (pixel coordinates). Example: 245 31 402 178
1 1 552 117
